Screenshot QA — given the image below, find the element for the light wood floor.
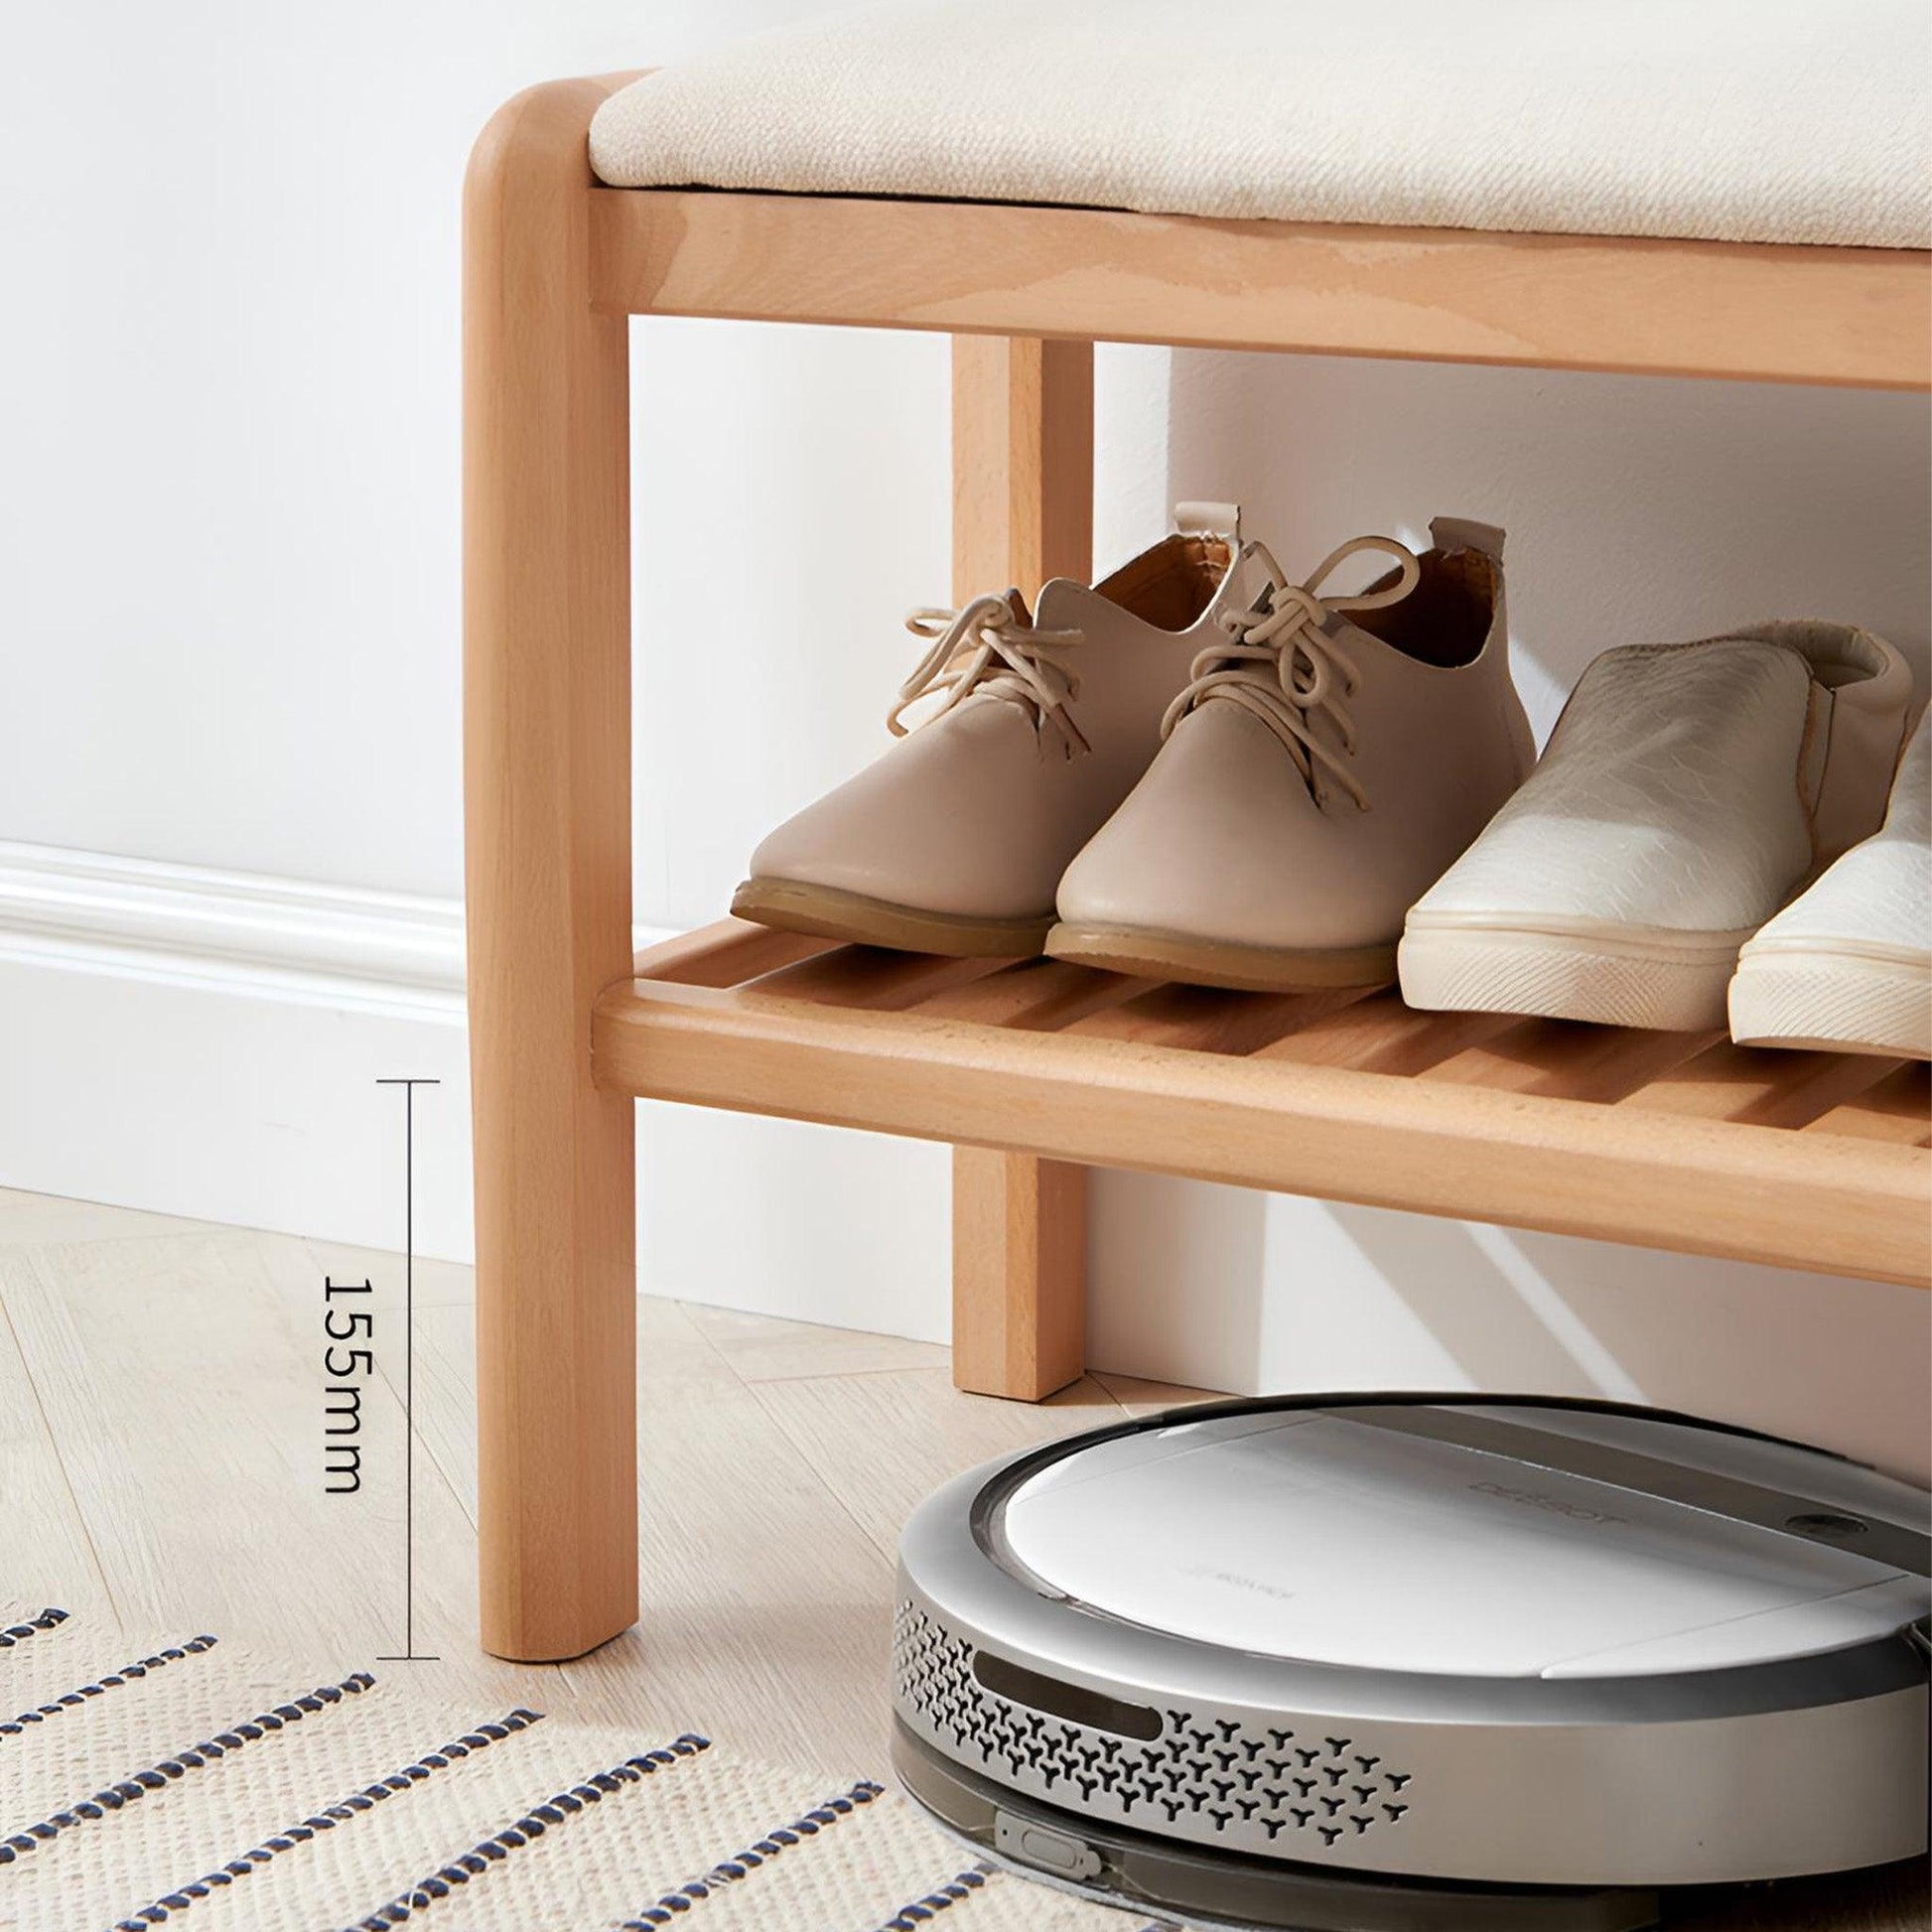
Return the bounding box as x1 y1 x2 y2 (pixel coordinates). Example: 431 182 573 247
0 1185 1922 1930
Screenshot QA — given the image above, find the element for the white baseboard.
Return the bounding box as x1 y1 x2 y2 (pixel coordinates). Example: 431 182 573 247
0 842 953 1337
0 840 477 1256
0 841 468 1008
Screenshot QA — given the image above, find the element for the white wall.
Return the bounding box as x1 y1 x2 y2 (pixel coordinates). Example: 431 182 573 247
3 4 1926 1480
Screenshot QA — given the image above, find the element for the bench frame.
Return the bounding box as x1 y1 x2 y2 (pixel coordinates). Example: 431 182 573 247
464 73 1931 1661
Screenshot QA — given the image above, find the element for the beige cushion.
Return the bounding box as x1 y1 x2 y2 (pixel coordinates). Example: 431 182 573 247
590 0 1931 250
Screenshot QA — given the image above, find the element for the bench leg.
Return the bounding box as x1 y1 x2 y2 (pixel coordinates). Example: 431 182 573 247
949 335 1093 1402
465 80 637 1660
952 1149 1087 1400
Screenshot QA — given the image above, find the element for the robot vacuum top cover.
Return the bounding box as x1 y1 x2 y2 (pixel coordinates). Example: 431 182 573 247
892 1396 1930 1915
995 1399 1927 1680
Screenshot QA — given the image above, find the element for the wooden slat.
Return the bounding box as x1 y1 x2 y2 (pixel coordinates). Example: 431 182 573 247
591 190 1931 391
1623 1040 1904 1129
593 977 1931 1287
909 958 1153 1031
633 916 837 987
1806 1060 1932 1146
1066 983 1368 1055
745 944 1011 1012
1423 1020 1724 1104
1254 995 1519 1075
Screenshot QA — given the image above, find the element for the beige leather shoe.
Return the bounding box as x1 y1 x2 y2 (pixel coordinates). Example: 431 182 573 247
734 518 1257 955
1045 519 1532 992
1400 621 1914 1032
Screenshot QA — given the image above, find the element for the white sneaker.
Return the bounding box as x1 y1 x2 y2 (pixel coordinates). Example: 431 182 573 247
1729 715 1929 1056
1399 621 1915 1031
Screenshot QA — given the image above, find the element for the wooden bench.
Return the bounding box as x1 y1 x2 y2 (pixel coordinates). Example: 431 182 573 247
464 69 1930 1663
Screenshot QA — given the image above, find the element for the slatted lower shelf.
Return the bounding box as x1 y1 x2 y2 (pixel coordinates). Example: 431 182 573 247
593 919 1932 1288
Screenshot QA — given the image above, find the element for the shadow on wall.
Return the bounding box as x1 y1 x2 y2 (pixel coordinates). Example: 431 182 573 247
1347 1211 1932 1489
1089 1174 1932 1487
1166 347 1931 724
1083 348 1932 1479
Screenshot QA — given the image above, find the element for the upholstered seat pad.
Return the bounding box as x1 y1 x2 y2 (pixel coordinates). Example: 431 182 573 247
590 0 1929 250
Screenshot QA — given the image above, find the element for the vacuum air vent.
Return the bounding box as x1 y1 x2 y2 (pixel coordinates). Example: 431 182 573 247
894 1600 1415 1855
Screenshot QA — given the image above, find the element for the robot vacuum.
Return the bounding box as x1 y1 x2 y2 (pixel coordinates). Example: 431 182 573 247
892 1395 1930 1931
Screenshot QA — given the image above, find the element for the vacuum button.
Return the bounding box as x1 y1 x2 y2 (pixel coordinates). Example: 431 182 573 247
994 1812 1102 1880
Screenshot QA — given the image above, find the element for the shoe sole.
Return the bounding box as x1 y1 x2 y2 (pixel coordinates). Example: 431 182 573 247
1043 922 1397 993
1398 914 1754 1031
731 878 1052 958
1729 946 1931 1058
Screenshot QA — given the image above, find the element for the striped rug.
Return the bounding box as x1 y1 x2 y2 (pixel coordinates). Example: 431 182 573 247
0 1607 1170 1932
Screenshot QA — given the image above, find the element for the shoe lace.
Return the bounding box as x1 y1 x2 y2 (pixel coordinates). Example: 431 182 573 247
1159 534 1420 811
887 593 1090 758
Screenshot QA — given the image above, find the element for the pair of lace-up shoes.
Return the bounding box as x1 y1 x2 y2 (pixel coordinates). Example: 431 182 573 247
736 512 1925 1058
734 509 1533 995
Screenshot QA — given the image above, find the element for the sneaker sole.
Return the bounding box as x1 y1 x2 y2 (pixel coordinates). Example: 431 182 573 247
731 878 1052 958
1398 914 1754 1031
1043 922 1397 993
1729 946 1931 1058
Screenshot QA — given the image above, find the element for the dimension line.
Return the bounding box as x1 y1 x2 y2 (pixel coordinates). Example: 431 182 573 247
376 1076 440 1663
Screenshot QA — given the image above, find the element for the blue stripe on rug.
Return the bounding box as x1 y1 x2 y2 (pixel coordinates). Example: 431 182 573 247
341 1732 711 1931
0 1672 376 1865
0 1608 69 1650
616 1776 885 1926
110 1709 546 1929
869 1862 997 1928
1 1635 218 1738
